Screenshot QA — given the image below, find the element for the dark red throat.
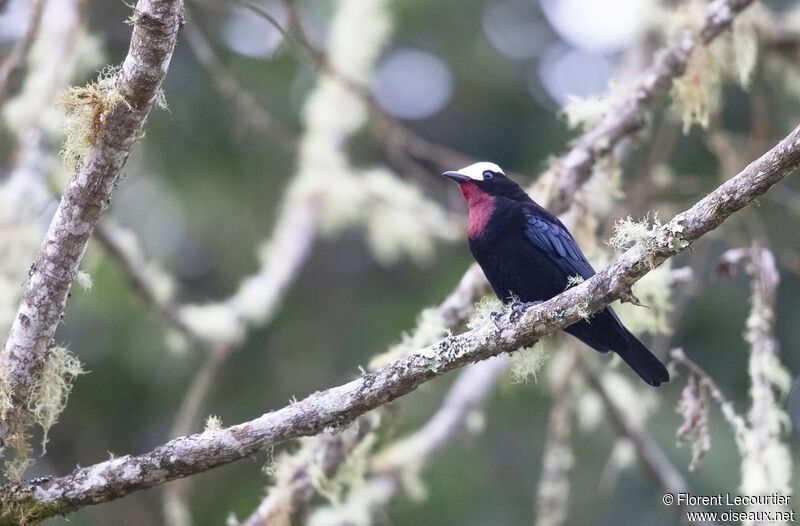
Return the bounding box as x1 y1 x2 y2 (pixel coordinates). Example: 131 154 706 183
460 182 495 238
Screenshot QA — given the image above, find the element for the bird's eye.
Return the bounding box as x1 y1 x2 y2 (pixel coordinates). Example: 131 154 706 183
482 170 494 180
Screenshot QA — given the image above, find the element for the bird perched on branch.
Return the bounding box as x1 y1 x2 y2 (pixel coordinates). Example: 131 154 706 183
444 162 669 387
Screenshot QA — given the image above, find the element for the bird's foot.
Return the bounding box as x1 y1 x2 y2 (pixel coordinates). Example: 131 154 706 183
490 311 503 329
509 300 542 324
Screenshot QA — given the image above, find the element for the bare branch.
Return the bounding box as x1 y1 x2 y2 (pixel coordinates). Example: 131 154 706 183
93 220 190 338
0 0 183 442
579 362 690 500
0 120 797 521
182 8 296 152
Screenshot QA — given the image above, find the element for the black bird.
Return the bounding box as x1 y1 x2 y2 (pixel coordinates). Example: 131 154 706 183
444 162 669 387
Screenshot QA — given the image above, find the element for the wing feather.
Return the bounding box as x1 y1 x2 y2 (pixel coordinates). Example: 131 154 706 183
523 210 596 280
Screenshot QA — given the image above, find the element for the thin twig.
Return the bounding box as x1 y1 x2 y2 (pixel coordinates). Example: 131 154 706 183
183 8 297 152
578 361 708 520
93 220 191 338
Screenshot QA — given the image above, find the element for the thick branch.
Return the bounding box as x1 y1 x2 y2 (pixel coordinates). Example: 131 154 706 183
2 121 798 521
0 0 183 439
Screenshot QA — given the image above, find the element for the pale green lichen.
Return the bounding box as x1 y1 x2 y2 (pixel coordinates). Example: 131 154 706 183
60 66 129 170
312 432 376 505
509 345 549 384
670 3 766 131
569 298 591 322
74 270 92 290
154 86 169 112
261 446 276 478
204 415 223 432
26 346 85 452
467 296 504 331
730 7 759 88
609 214 658 260
671 43 720 133
3 24 104 136
565 275 584 289
562 93 612 131
676 374 711 472
123 2 141 27
3 415 35 483
362 168 457 264
608 212 687 268
0 373 12 422
0 493 73 526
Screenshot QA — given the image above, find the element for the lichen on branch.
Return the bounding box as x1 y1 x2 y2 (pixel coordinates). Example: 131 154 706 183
59 66 129 170
0 0 184 469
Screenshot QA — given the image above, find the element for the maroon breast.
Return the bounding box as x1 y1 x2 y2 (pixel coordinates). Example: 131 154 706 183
460 182 496 238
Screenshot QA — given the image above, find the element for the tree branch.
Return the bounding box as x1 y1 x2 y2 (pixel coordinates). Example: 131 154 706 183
1 120 797 522
182 7 296 152
579 362 691 501
548 0 755 214
0 0 183 442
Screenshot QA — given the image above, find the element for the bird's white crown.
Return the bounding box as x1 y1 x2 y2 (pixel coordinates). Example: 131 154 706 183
453 162 505 181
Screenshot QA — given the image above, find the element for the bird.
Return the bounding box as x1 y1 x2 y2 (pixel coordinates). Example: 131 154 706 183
443 161 669 387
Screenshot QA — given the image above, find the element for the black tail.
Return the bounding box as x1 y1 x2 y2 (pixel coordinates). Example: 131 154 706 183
614 331 670 387
564 308 670 387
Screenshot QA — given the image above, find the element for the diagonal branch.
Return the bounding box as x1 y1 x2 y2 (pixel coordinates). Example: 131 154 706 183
2 121 798 522
182 7 297 152
0 0 184 442
422 0 758 343
548 0 755 214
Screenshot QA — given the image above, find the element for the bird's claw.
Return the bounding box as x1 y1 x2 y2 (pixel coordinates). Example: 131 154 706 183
490 311 503 329
509 300 542 324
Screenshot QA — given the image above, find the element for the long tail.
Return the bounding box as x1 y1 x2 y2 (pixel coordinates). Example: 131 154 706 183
614 331 670 387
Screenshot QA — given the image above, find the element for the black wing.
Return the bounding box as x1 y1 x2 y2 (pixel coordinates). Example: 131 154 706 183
522 208 596 281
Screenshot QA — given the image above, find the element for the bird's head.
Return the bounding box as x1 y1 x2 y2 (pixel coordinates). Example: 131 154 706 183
443 162 528 203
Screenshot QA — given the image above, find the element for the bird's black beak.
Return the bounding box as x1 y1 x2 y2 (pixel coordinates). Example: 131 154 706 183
443 170 470 183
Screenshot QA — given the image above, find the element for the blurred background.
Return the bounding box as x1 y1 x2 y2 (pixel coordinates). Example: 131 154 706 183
0 0 799 524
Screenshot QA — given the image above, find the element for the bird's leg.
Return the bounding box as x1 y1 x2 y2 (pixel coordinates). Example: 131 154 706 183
509 300 542 324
